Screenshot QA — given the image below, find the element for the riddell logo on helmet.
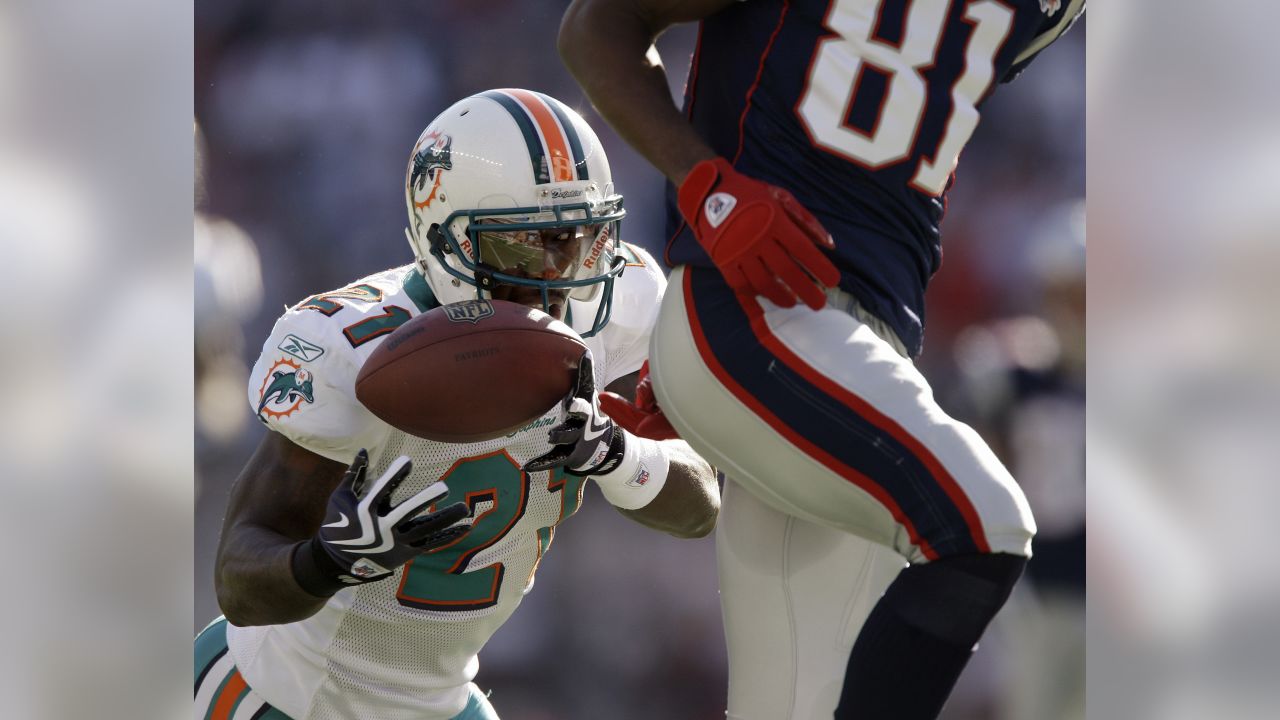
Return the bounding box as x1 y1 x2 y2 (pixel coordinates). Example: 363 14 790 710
583 227 610 269
550 188 583 200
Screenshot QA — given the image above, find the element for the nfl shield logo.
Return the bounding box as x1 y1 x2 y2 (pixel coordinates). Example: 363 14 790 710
444 300 495 324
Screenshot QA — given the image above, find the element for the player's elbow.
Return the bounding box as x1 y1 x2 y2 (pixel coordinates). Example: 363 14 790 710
557 0 592 70
678 512 717 539
671 472 721 539
215 578 314 628
214 553 311 627
214 562 268 627
215 581 260 627
690 495 721 538
665 506 718 539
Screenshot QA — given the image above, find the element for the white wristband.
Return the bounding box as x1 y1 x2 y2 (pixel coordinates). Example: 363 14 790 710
589 430 669 510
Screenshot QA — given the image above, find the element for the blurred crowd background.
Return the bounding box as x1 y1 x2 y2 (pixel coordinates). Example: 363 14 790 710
2 0 1278 719
194 2 1082 719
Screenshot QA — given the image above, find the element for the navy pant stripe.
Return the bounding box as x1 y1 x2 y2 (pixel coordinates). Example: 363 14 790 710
687 268 981 557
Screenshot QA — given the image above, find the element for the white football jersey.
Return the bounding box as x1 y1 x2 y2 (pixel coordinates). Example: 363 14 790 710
231 243 663 720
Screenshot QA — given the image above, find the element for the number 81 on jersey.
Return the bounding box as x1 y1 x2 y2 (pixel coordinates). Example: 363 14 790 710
796 0 1015 196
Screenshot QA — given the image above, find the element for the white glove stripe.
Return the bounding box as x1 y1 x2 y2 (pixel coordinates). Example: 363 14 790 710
362 481 452 554
328 455 411 548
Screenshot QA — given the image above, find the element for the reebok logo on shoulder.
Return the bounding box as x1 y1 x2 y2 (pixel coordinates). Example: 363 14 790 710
278 334 325 362
704 193 737 228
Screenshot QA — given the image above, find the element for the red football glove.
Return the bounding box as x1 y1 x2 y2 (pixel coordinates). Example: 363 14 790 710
597 361 679 441
678 157 839 310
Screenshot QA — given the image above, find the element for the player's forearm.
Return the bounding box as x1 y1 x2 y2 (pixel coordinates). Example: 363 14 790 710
616 440 719 539
559 0 717 184
215 526 329 626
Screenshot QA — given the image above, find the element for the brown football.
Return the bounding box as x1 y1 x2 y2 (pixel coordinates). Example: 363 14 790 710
355 299 586 443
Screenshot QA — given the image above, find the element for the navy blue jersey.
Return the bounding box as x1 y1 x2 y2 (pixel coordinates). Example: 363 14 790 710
664 0 1083 356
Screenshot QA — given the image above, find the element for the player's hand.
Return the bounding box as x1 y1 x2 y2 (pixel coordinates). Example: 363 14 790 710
678 157 839 310
293 451 470 595
523 352 627 476
597 361 679 441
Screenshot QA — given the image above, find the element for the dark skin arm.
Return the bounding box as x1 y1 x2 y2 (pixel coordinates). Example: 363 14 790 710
603 371 720 539
214 431 347 626
216 368 717 627
559 0 738 184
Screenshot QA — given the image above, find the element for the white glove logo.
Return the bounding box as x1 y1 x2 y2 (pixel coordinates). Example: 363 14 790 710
322 513 351 529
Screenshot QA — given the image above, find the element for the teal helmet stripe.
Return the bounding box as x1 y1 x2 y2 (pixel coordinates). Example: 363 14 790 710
477 90 551 184
534 91 590 181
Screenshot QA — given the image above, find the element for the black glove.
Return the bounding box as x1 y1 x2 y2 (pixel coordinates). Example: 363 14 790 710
292 450 470 597
524 352 627 476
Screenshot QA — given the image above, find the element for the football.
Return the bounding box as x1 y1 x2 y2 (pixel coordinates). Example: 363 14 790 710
355 299 586 443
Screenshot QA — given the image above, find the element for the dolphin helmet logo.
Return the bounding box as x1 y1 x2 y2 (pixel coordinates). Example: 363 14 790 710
257 358 316 420
411 130 453 210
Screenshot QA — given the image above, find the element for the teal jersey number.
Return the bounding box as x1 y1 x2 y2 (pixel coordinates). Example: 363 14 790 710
295 280 410 348
343 305 411 348
298 284 384 316
396 450 586 612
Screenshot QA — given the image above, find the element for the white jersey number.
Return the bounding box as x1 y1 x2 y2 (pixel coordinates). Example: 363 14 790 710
795 0 1014 196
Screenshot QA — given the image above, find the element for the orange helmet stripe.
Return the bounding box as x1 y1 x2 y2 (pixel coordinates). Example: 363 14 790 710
502 88 577 182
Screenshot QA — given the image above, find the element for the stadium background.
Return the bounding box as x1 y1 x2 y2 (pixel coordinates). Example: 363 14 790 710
194 2 1084 719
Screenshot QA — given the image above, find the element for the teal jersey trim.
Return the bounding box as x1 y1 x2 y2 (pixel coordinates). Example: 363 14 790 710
453 685 500 720
403 267 441 313
194 617 228 688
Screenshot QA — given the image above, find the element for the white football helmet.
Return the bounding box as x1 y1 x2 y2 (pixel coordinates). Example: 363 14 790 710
404 89 626 337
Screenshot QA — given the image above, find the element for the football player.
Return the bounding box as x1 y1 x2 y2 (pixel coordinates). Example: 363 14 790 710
195 90 719 720
562 0 1083 718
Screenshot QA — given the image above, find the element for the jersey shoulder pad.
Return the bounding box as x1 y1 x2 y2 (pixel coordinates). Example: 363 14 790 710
605 242 665 336
592 243 666 385
245 268 417 462
613 243 666 315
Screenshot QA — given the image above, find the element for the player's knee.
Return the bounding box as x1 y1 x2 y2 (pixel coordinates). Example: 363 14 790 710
885 553 1026 648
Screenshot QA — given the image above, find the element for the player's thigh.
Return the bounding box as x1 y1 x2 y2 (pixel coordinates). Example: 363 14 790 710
196 617 291 720
718 479 904 720
651 266 1033 562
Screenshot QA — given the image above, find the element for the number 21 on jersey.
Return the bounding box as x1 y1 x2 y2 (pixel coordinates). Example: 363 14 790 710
395 451 585 612
796 0 1015 195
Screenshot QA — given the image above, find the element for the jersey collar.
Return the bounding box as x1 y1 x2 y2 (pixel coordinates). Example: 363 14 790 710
402 267 441 313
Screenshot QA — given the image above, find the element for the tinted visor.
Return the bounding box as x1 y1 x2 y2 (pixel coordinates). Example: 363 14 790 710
475 220 611 282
